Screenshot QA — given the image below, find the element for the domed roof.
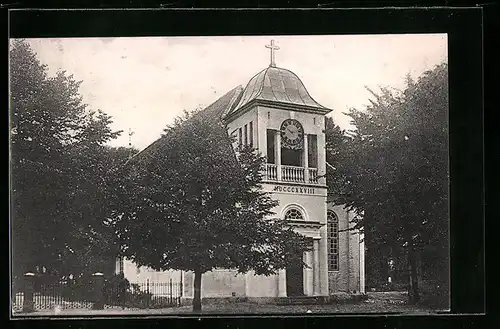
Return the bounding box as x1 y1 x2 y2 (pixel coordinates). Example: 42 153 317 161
227 66 331 117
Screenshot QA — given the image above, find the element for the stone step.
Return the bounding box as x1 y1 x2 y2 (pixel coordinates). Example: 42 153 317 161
275 296 328 305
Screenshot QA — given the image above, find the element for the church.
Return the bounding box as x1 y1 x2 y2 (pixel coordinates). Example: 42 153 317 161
116 40 365 300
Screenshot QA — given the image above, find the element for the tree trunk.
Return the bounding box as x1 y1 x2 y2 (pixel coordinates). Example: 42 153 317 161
407 240 420 304
192 270 202 312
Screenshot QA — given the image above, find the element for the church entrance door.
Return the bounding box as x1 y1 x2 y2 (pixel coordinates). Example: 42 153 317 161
286 252 304 297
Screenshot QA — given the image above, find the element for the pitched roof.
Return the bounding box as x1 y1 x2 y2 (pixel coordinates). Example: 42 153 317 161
127 85 243 165
193 85 243 126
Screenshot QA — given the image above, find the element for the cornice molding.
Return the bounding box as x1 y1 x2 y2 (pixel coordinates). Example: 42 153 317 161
224 99 332 124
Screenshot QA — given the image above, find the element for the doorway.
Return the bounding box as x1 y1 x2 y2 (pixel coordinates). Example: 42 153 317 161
286 252 304 296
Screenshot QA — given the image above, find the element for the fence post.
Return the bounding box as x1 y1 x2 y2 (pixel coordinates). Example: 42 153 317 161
178 279 182 306
169 278 173 304
180 272 183 297
22 272 36 313
92 273 104 310
146 279 150 309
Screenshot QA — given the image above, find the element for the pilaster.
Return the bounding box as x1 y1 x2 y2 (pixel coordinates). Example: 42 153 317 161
313 238 320 295
319 224 329 295
275 131 282 181
303 134 309 182
278 269 287 297
304 250 314 296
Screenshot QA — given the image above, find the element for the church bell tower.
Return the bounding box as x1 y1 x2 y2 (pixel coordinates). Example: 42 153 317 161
223 40 333 297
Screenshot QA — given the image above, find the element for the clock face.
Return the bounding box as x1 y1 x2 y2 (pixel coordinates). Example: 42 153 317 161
280 119 304 146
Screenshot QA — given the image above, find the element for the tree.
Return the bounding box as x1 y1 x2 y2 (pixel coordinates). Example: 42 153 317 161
112 110 311 312
325 63 449 304
10 39 124 280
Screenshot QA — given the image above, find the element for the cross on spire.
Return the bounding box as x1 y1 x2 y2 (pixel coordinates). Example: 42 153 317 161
265 39 280 67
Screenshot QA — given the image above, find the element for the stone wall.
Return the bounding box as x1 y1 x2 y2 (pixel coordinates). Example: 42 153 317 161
183 270 246 298
201 270 246 297
122 258 182 283
245 271 279 297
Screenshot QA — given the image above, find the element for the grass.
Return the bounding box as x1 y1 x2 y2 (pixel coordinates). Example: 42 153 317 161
13 291 448 316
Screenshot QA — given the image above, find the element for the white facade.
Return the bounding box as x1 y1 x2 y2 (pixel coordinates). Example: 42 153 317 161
119 258 182 283
119 62 365 299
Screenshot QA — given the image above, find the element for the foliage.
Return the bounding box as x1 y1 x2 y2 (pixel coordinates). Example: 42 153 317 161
112 110 311 311
60 276 95 302
103 274 169 309
325 63 449 303
126 283 154 309
103 273 130 305
10 39 128 279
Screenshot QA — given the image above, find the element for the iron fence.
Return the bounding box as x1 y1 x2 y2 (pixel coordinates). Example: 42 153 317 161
12 292 23 313
12 279 95 312
104 278 182 309
12 276 183 313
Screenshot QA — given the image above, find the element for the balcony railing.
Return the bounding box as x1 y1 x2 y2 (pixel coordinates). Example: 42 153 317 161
308 168 319 184
282 165 305 182
264 164 321 185
266 164 279 181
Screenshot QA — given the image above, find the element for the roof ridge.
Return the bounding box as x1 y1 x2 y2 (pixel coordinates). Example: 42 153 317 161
127 86 243 165
221 85 244 119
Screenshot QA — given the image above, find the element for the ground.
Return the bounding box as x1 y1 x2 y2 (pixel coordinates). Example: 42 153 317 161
13 292 449 316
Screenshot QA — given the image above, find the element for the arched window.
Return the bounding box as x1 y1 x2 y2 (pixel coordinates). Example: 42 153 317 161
284 208 304 221
327 210 339 271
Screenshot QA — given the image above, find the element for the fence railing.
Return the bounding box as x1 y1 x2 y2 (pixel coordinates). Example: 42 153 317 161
12 273 183 314
12 292 23 313
104 279 182 309
12 278 95 312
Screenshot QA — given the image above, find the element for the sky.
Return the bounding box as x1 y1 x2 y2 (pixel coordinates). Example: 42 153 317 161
25 34 447 150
